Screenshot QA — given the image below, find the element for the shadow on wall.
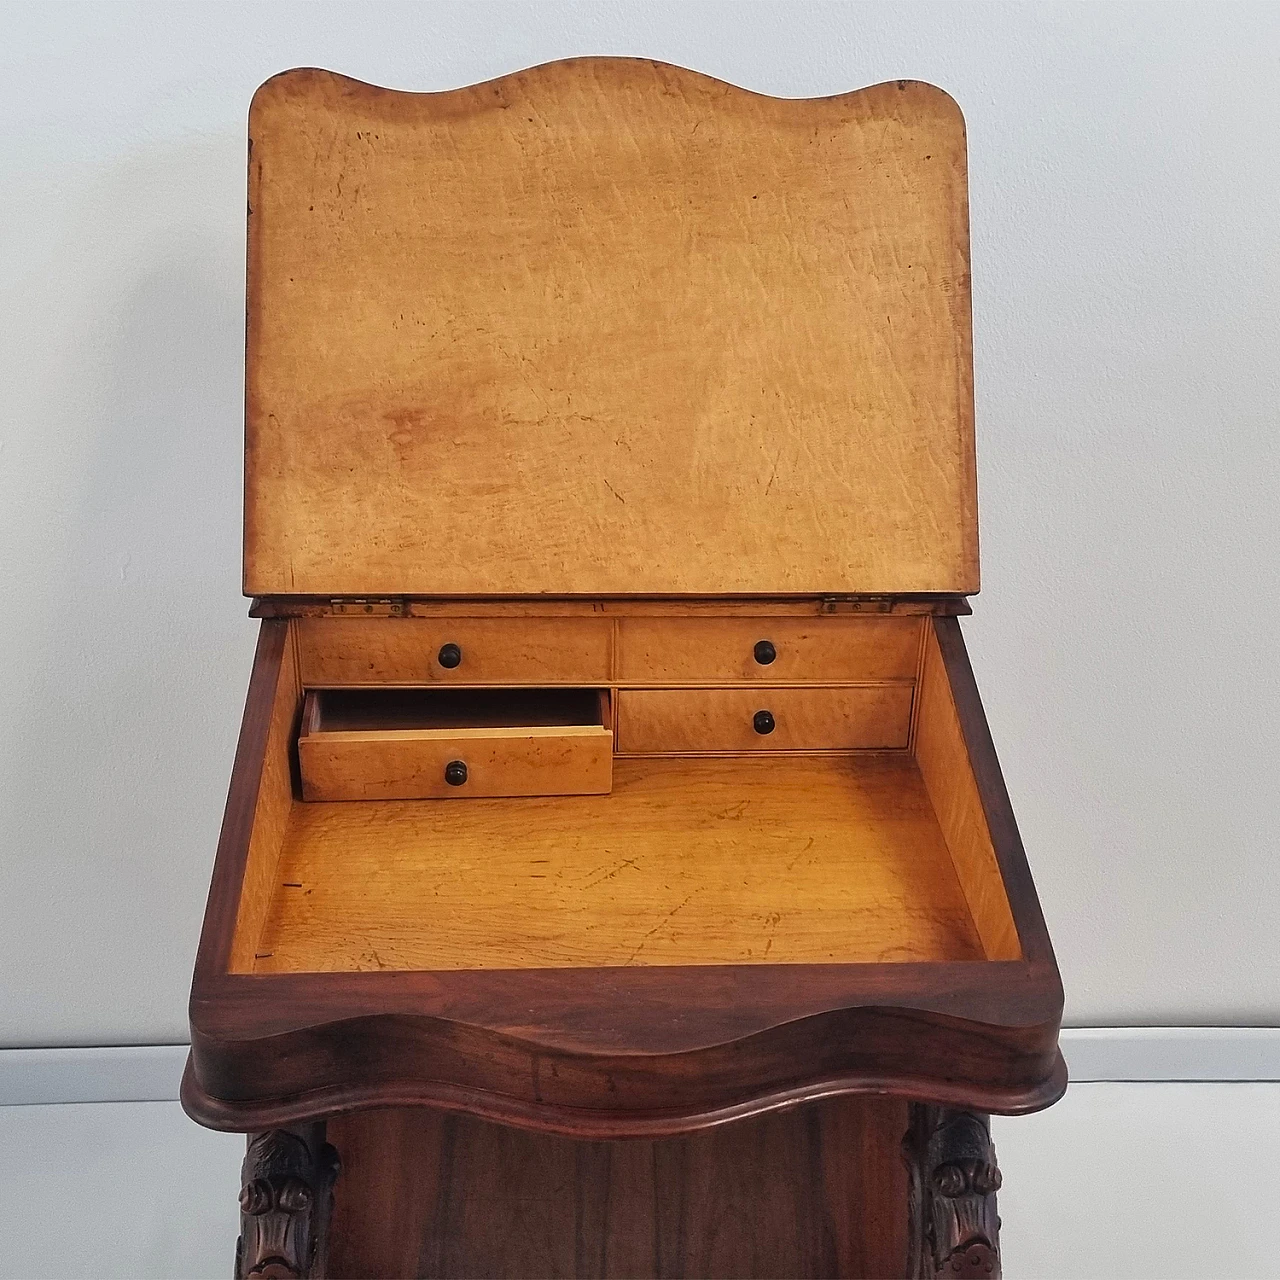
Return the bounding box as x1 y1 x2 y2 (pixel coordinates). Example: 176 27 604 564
2 131 259 1045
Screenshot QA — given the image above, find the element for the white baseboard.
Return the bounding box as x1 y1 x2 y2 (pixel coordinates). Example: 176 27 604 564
0 1045 189 1106
1 1029 1278 1107
1058 1026 1280 1082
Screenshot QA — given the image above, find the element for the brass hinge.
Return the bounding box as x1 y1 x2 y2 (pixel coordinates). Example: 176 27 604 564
327 597 409 617
819 595 897 614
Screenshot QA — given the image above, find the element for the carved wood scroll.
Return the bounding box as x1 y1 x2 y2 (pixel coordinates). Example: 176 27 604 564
905 1105 1002 1277
235 1125 340 1279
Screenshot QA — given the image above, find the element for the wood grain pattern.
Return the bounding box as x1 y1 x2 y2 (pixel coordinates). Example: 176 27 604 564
297 686 614 798
914 625 1020 961
296 613 926 688
616 685 912 752
299 724 613 801
187 978 1065 1138
249 755 983 973
244 62 977 597
228 628 301 972
296 616 611 686
324 1096 909 1279
616 615 924 682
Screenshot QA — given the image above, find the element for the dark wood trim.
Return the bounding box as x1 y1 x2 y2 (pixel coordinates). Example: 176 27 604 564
248 593 974 618
187 1045 1064 1141
193 960 1059 1051
185 956 1065 1134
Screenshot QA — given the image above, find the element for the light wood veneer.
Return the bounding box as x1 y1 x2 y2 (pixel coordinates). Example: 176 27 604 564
615 615 923 683
297 617 611 687
243 66 977 598
615 686 912 753
250 755 985 973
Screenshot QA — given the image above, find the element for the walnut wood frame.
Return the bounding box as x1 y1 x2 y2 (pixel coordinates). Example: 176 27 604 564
183 614 1063 1138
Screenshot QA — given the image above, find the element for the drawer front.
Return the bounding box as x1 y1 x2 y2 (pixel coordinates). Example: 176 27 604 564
615 616 921 683
299 725 613 801
297 618 611 686
616 686 912 753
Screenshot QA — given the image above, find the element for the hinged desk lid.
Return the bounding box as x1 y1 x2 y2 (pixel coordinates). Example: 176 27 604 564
244 61 978 598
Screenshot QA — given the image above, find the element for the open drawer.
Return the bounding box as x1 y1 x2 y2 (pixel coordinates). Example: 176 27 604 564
185 612 1064 1136
298 687 613 800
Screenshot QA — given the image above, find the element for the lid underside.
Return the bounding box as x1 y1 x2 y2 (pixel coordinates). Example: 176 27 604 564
244 61 978 597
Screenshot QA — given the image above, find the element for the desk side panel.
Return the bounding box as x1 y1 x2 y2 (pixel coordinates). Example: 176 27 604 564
931 617 1061 975
914 624 1020 960
190 619 297 985
229 626 302 970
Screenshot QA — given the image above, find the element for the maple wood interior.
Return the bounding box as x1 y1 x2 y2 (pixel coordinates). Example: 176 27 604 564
244 69 978 598
306 687 608 734
228 615 1021 974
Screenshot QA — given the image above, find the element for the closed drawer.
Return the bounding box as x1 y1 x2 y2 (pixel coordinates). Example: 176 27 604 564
616 686 912 753
297 618 611 686
615 616 921 683
298 688 612 800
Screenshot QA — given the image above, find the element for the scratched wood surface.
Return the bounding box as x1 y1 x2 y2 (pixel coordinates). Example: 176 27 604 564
247 755 984 972
244 61 977 597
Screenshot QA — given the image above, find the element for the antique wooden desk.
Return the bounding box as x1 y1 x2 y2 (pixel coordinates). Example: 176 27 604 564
184 60 1065 1279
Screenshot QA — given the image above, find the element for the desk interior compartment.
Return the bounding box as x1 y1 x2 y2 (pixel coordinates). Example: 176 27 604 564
230 616 1022 975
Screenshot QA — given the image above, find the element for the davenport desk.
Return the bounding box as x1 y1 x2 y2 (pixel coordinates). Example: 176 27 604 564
183 59 1065 1279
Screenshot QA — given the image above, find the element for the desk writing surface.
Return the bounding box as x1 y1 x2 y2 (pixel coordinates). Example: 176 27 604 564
243 62 978 598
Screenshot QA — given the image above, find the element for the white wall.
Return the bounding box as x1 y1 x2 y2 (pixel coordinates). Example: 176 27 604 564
1 0 1277 1046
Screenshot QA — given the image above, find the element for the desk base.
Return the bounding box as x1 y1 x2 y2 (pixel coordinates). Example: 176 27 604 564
233 1098 1001 1279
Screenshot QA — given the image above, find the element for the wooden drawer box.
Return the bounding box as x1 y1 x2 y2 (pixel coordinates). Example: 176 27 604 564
616 616 921 684
298 688 612 800
297 617 611 686
616 686 912 753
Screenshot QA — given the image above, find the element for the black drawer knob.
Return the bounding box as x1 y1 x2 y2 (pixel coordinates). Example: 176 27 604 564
444 759 468 786
753 709 775 735
753 639 777 665
437 642 462 669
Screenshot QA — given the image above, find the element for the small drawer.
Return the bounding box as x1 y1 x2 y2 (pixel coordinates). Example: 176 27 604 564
616 686 912 753
615 616 921 683
297 618 611 686
298 688 613 800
